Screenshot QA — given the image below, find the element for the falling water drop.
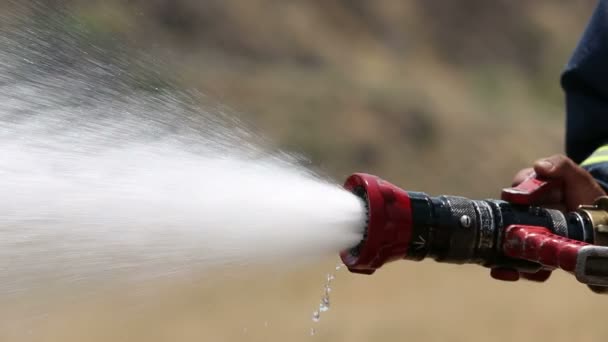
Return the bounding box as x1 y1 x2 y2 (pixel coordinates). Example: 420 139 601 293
309 263 345 336
319 296 330 312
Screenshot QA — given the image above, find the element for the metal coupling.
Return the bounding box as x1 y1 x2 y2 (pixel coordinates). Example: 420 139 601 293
577 196 608 247
576 196 608 293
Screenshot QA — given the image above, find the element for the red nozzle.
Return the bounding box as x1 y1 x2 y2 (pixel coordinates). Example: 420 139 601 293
340 173 414 274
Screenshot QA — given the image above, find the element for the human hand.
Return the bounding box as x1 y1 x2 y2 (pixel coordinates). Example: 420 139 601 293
511 154 605 212
490 154 606 282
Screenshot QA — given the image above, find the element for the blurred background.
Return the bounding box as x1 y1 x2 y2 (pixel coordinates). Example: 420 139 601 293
2 1 606 341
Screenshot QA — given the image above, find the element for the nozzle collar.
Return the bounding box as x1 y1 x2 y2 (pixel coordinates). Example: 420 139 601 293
340 173 413 274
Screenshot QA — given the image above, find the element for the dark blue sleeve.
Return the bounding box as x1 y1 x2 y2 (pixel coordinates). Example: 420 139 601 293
562 0 608 164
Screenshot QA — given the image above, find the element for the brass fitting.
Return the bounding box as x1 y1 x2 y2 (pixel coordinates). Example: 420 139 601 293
578 196 608 246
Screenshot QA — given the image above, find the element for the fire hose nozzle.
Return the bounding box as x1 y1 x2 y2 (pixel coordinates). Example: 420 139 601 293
340 173 608 293
339 173 414 274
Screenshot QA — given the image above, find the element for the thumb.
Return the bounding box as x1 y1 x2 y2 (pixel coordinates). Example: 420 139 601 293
534 154 588 183
533 154 604 210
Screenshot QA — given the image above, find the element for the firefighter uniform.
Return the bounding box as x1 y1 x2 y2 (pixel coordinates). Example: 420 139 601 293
563 0 608 189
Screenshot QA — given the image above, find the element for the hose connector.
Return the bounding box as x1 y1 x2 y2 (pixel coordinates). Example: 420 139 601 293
578 196 608 247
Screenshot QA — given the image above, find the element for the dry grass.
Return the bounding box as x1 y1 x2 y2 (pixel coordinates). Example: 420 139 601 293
3 259 606 342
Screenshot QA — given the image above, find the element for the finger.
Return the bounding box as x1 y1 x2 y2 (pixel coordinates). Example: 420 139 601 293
537 186 563 205
521 269 552 282
534 154 605 210
490 267 520 282
511 167 535 187
533 154 589 184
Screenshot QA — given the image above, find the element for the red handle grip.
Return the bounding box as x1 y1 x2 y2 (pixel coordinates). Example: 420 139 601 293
503 225 588 272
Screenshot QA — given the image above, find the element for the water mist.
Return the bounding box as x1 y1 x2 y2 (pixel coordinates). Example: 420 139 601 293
0 2 365 327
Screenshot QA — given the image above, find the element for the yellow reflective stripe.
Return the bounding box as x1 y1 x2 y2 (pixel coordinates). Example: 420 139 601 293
582 144 608 166
582 155 608 166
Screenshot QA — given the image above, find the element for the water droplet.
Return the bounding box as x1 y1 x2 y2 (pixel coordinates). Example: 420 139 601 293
312 311 320 322
308 265 341 330
264 321 269 328
319 297 330 312
310 327 316 336
242 327 248 334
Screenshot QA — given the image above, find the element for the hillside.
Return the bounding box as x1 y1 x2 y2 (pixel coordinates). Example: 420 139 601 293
41 0 596 196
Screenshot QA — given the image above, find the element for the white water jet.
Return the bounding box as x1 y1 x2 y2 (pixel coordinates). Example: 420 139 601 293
0 2 365 318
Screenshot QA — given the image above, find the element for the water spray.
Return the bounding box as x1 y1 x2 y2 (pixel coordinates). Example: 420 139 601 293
0 5 368 329
340 173 608 293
